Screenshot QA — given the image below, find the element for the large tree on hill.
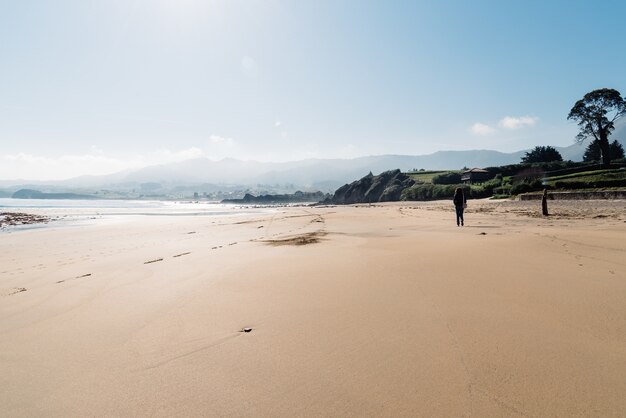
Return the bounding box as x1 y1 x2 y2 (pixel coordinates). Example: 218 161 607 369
521 146 563 163
583 139 625 162
568 88 626 166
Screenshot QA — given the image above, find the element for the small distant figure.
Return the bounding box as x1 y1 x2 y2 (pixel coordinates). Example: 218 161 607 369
453 187 467 226
542 188 549 216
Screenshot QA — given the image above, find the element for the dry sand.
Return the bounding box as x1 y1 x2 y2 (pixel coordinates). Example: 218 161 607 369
1 199 625 417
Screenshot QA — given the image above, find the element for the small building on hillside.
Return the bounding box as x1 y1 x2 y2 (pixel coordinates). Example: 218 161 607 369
461 168 491 184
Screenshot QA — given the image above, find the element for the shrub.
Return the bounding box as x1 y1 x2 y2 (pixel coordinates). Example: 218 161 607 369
402 184 454 200
553 181 585 189
480 178 502 193
510 182 533 195
401 184 432 200
510 180 544 195
431 172 462 184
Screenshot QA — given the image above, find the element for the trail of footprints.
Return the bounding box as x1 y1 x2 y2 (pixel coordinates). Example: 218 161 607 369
141 212 325 265
56 273 92 284
14 213 324 293
141 233 242 265
48 231 239 287
2 287 27 296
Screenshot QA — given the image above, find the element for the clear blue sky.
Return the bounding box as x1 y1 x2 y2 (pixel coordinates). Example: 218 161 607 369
1 0 625 179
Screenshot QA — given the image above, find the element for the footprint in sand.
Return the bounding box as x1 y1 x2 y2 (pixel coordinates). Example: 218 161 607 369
56 273 92 284
3 287 27 296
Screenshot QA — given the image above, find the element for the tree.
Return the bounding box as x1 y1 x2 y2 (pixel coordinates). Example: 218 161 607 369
583 139 626 162
521 146 563 163
568 88 626 166
613 141 626 160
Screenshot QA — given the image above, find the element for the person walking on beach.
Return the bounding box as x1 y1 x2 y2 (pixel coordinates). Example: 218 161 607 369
453 187 467 226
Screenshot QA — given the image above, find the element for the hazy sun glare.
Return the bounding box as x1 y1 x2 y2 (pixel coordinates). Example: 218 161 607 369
154 0 219 24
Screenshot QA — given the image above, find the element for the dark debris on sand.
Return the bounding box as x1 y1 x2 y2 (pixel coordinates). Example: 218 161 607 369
0 212 50 228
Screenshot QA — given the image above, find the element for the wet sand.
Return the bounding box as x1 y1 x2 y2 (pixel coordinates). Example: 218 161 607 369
1 199 625 417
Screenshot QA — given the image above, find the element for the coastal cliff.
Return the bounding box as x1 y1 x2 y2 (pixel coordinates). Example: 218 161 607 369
325 169 414 204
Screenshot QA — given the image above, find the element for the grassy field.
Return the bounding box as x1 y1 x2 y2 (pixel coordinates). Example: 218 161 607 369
405 170 460 184
544 168 626 183
530 168 626 191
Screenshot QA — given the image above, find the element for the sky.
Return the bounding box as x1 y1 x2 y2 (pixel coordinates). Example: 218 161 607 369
1 0 625 180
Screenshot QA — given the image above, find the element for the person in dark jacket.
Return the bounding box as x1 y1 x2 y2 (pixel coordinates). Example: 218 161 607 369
453 187 466 226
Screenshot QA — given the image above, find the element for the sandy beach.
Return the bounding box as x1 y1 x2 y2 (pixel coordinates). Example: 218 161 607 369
1 199 625 417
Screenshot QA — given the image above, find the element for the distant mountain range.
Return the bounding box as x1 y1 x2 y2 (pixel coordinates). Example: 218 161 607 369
2 122 624 195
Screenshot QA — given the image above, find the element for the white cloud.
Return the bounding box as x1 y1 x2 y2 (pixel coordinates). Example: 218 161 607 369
241 56 258 79
469 116 538 136
0 147 209 181
1 152 137 180
209 134 234 145
470 122 496 136
499 116 538 130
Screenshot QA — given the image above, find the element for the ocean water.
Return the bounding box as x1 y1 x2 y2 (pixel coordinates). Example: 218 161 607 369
0 198 246 213
0 198 199 210
0 198 270 232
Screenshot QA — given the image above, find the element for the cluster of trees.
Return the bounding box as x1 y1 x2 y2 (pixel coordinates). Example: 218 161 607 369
582 139 624 162
520 89 625 165
521 146 563 163
521 140 624 164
